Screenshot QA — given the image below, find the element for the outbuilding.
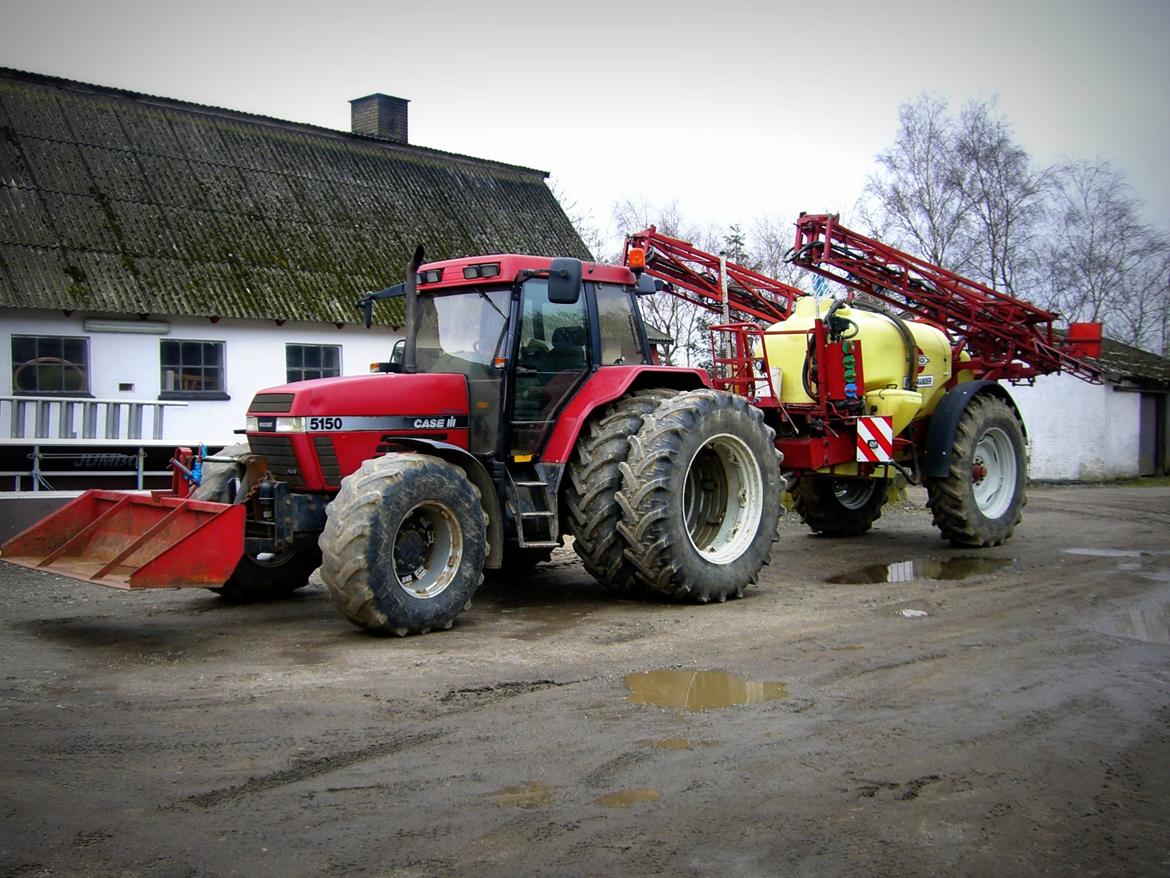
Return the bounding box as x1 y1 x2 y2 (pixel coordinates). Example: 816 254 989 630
1011 337 1170 481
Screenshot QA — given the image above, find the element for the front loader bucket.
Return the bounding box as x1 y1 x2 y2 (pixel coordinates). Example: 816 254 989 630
1 490 245 590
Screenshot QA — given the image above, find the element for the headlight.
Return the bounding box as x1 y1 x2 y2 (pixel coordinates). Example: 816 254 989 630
246 416 304 433
274 417 305 432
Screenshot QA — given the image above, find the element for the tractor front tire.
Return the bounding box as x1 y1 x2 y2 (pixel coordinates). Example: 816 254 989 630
927 394 1026 547
193 443 319 602
792 477 888 537
616 389 782 603
318 454 487 635
565 388 676 595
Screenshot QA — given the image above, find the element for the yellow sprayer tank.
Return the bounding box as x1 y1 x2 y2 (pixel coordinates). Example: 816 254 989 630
762 297 953 434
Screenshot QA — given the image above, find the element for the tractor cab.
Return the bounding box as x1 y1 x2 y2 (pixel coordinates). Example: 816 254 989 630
360 254 655 462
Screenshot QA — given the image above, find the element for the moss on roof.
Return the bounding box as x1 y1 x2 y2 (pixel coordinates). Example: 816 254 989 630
0 68 590 327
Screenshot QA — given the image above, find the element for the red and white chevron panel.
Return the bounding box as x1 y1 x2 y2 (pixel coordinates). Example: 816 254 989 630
856 416 894 463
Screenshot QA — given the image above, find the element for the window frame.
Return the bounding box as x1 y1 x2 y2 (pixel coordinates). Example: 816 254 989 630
285 343 342 383
159 338 230 400
10 334 92 397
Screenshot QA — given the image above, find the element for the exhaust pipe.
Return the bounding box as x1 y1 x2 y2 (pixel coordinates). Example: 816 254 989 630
403 245 425 374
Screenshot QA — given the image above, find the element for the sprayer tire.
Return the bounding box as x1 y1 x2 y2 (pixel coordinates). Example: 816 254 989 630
792 477 888 537
317 454 486 636
565 388 677 596
615 389 782 603
192 444 318 602
927 394 1026 547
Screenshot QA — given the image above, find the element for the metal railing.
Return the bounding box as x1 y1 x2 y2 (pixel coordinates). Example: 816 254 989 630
1 396 187 441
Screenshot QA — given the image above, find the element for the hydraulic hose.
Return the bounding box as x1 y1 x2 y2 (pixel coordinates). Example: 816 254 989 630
849 300 918 391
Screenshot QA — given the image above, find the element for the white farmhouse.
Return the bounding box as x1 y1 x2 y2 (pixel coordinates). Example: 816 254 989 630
0 67 588 499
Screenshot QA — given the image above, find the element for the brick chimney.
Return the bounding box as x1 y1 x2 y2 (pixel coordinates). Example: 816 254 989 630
349 94 409 144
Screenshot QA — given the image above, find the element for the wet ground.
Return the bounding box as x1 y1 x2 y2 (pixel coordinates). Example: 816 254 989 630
1 483 1169 877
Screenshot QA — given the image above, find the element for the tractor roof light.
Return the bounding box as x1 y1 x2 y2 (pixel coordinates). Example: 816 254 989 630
417 268 444 285
628 247 647 277
463 262 501 280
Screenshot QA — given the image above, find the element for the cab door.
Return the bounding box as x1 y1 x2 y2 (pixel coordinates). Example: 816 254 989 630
509 278 590 457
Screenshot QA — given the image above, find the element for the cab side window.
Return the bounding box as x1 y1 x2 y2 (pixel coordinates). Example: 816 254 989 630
595 284 645 366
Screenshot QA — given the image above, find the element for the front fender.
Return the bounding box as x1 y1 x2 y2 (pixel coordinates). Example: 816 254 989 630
375 437 504 570
922 381 1025 478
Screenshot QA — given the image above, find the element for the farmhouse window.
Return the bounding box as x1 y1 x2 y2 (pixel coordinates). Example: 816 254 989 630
159 340 229 400
11 335 91 395
286 344 341 382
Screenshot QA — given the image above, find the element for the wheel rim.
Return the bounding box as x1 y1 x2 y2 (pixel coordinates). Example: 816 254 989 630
832 479 878 510
682 433 764 564
392 501 463 598
971 427 1017 519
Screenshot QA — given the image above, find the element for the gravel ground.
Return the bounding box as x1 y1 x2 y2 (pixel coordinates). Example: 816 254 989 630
1 483 1168 877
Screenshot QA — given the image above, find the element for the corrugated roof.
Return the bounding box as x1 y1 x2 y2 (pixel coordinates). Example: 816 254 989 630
1092 338 1170 389
0 68 590 327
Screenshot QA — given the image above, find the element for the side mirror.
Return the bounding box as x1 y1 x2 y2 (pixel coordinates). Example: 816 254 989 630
547 258 582 304
635 274 661 295
390 338 405 365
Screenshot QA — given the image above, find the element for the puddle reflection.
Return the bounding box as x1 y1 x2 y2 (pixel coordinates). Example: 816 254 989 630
827 557 1014 584
625 669 787 711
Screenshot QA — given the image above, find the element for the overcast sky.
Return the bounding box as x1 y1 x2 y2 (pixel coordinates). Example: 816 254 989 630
2 0 1168 255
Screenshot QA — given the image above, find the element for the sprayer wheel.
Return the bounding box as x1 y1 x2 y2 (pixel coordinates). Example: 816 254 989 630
927 394 1026 547
792 477 888 537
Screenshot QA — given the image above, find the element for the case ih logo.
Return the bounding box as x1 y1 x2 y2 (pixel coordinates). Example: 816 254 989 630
412 417 457 430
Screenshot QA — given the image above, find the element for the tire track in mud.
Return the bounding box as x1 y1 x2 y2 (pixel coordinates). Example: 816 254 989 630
177 729 442 809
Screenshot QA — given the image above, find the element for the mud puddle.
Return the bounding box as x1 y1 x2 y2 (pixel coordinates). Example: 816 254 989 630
595 788 660 808
625 669 787 711
481 782 554 810
1096 589 1170 646
827 556 1014 584
1063 548 1151 558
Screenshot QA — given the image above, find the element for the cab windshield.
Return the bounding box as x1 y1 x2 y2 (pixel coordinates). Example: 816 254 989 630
413 288 510 376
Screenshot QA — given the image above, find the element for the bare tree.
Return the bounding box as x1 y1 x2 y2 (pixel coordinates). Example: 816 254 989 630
548 178 606 260
1046 160 1170 352
953 99 1051 296
750 214 813 292
611 197 711 368
859 95 1051 297
857 94 974 272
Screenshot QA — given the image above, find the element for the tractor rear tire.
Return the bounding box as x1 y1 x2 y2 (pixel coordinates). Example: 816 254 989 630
193 443 319 602
926 394 1026 547
792 477 888 537
317 454 487 635
616 389 782 603
565 388 676 595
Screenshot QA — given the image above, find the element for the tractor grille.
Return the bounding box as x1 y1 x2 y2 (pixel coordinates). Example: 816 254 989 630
249 393 295 413
314 436 341 486
247 435 303 486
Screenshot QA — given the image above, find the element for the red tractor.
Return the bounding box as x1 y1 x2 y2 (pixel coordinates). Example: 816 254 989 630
4 247 783 635
3 216 1103 637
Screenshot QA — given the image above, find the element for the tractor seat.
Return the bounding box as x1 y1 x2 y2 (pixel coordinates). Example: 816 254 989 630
545 326 587 371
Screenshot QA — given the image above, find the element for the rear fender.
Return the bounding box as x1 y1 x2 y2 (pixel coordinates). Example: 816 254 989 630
922 381 1025 478
540 366 710 464
374 437 503 569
